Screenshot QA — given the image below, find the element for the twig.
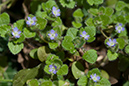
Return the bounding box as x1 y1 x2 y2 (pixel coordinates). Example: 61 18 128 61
37 31 49 43
22 1 29 20
0 0 11 13
100 28 109 39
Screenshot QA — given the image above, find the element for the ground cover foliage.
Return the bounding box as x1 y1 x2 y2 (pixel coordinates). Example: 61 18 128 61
0 0 129 86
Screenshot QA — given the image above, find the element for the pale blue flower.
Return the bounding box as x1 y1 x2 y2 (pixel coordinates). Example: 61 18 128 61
90 73 100 82
48 29 58 40
12 27 21 38
106 39 117 47
26 16 37 26
49 65 57 74
52 6 60 17
80 31 89 40
115 23 125 33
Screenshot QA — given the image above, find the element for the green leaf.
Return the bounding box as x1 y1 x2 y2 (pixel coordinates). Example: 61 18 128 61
13 33 25 43
58 80 70 86
42 0 56 12
53 59 63 68
48 42 58 49
73 37 85 48
123 81 129 86
116 15 126 24
89 8 99 16
82 49 97 64
101 70 109 79
87 68 101 78
94 0 104 5
29 48 38 59
59 0 75 8
125 45 129 54
36 17 47 30
8 42 24 55
0 25 11 37
36 11 47 18
85 18 94 26
57 64 68 75
71 61 84 79
44 65 50 74
95 78 111 86
72 21 82 28
125 15 129 23
66 28 78 40
105 7 114 16
118 28 127 37
116 37 125 49
100 15 110 26
41 80 52 86
87 0 104 5
53 27 62 38
46 54 59 65
73 8 84 18
77 76 87 86
62 36 75 53
99 7 105 14
13 19 25 31
107 50 118 61
0 13 10 25
27 79 39 86
24 28 36 38
84 26 96 37
52 17 62 27
37 46 50 62
13 64 41 86
87 0 94 5
115 1 126 11
87 36 96 43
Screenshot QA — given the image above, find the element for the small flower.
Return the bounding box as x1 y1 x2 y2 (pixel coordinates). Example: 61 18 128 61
115 23 125 33
52 6 60 17
48 29 58 40
80 31 89 40
106 39 117 47
90 73 100 82
49 65 57 74
12 27 21 38
26 16 37 26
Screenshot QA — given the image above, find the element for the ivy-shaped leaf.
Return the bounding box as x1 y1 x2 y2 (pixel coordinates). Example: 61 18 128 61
82 49 97 64
8 42 24 55
0 12 10 26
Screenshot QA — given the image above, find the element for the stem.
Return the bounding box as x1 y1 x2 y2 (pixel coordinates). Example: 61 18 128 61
51 74 53 80
86 79 90 86
0 79 13 82
22 1 29 20
0 0 12 13
100 28 109 39
3 72 9 79
37 31 49 43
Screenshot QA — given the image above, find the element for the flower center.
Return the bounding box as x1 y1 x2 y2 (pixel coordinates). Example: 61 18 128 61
82 34 89 39
51 66 56 72
53 10 58 16
50 33 56 38
29 19 34 24
109 41 115 46
13 31 19 36
117 26 122 31
92 76 98 81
